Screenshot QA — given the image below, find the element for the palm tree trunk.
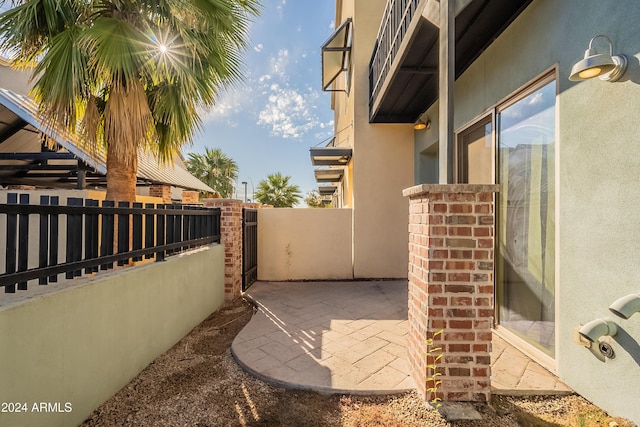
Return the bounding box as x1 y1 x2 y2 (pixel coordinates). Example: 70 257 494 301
106 144 138 203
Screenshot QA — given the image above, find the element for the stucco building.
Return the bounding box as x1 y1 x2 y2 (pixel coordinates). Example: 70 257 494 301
323 0 640 423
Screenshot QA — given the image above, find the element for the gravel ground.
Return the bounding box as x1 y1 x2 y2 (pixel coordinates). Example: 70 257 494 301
82 298 634 427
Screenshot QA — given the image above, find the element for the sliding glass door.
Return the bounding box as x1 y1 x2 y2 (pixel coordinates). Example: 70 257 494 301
496 78 556 357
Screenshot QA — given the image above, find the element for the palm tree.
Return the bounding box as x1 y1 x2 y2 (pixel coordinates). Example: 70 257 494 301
186 147 238 198
0 0 259 202
304 190 330 208
255 173 302 207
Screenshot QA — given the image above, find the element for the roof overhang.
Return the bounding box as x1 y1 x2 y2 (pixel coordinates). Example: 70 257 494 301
314 168 344 183
322 18 352 93
318 185 338 196
369 0 533 123
0 88 214 192
310 147 352 166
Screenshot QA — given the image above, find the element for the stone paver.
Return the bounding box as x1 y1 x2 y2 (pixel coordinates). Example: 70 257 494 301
232 280 572 396
491 334 573 395
232 280 413 394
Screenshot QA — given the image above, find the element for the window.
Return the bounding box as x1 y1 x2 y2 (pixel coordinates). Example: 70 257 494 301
457 116 493 184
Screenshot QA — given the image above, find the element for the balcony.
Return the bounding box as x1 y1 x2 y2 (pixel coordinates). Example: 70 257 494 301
369 0 533 123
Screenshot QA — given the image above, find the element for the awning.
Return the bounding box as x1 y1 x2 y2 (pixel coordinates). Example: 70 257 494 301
310 147 352 166
318 185 338 196
0 88 214 193
322 18 352 92
314 168 344 183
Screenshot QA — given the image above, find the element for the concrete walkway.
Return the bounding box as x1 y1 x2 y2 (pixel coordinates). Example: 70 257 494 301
232 280 571 396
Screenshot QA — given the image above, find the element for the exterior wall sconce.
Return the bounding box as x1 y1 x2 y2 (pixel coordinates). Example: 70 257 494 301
609 293 640 319
579 318 618 343
569 35 628 82
414 118 431 130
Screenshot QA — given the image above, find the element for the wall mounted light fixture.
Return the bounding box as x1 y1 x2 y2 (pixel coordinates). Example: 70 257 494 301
569 35 628 82
609 293 640 319
579 318 618 343
414 118 431 130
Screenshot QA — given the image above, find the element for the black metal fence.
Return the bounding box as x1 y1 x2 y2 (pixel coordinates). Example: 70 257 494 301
0 193 221 293
242 208 258 291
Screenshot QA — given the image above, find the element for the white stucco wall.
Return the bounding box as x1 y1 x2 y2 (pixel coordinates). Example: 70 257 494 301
257 208 353 281
413 0 640 422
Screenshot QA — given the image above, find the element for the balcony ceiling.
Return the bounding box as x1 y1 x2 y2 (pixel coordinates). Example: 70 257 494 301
370 0 533 123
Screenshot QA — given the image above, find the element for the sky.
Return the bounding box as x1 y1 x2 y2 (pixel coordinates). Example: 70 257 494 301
190 0 337 203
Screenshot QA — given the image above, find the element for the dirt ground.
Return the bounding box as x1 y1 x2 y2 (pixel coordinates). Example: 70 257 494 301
82 298 634 427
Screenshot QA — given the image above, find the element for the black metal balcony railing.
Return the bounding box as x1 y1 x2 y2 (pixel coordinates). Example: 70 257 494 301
0 193 221 293
369 0 420 111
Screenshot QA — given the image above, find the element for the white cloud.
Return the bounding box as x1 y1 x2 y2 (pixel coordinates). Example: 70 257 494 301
269 49 289 79
329 20 335 30
257 84 332 139
202 84 254 121
253 43 263 52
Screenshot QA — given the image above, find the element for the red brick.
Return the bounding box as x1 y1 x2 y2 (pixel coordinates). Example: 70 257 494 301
444 331 475 341
472 344 489 352
433 203 448 213
473 367 489 377
450 204 473 214
449 226 472 236
446 215 475 225
447 342 471 352
445 284 474 293
432 296 448 305
446 261 475 270
451 296 473 306
448 367 471 377
446 308 475 318
450 250 473 259
447 272 471 282
449 320 473 330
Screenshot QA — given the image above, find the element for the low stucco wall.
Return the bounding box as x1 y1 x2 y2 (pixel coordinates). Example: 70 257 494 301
258 209 353 281
0 245 224 427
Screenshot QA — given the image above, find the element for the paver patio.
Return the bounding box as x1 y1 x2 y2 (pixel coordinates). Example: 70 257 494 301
231 280 572 396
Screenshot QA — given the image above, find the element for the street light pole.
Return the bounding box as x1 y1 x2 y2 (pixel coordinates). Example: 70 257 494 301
241 181 248 202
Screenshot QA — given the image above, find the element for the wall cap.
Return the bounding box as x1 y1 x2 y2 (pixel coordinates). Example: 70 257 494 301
403 184 499 198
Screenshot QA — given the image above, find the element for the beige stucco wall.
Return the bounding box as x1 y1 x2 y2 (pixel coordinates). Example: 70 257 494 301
0 59 33 95
413 0 640 422
332 0 414 279
0 245 224 427
257 208 353 281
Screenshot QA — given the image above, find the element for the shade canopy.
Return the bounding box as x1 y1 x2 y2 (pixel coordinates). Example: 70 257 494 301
322 18 352 92
318 185 338 196
310 147 352 166
314 168 344 183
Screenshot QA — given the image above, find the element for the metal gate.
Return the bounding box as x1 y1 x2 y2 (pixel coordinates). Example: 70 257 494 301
242 208 258 291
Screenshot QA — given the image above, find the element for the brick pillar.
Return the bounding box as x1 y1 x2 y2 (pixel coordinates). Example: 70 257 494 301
181 190 199 204
403 184 498 404
149 184 172 204
202 198 243 301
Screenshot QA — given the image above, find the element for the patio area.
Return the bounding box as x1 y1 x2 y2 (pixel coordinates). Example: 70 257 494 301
231 280 572 396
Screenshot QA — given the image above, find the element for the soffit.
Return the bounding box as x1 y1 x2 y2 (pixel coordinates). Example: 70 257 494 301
370 0 533 123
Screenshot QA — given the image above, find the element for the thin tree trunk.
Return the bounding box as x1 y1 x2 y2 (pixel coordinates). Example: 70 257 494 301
106 144 137 265
106 143 137 203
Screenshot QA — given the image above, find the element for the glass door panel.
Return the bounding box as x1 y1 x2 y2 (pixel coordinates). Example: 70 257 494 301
497 79 556 357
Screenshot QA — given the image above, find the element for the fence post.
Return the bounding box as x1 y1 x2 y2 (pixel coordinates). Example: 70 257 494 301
202 198 243 301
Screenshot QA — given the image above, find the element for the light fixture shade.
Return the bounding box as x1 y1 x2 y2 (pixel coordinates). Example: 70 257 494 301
569 35 628 82
569 49 616 81
413 118 430 130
